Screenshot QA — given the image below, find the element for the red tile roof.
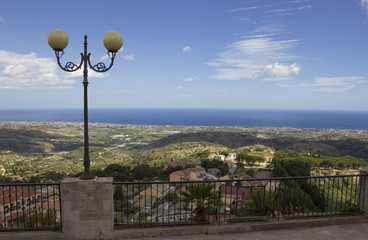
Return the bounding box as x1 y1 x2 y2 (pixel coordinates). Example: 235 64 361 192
219 186 250 199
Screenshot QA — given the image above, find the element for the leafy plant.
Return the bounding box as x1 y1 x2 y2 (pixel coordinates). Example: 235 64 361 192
180 183 219 222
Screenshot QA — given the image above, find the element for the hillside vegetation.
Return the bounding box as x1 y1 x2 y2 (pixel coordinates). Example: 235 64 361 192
0 121 367 182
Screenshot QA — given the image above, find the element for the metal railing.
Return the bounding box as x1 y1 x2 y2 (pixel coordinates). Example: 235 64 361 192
0 183 62 231
113 174 365 227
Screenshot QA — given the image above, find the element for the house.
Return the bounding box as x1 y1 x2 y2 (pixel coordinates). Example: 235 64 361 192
147 202 192 223
207 168 221 177
218 155 226 161
164 161 189 170
254 171 272 179
208 152 219 159
226 153 237 162
215 175 230 188
219 185 251 203
133 184 175 208
186 167 206 181
170 170 188 182
224 160 237 168
0 186 60 228
186 159 202 167
169 167 206 182
234 173 267 187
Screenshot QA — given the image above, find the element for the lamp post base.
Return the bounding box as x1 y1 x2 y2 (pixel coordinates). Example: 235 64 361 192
79 170 95 180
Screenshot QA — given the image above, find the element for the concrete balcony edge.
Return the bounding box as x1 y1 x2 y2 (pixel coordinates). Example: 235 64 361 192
113 215 368 239
0 215 366 240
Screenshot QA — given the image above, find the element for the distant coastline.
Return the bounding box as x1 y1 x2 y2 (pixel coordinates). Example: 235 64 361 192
1 108 368 130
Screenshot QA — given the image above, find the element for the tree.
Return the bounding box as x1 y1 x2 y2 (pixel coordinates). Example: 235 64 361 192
102 164 132 181
43 171 64 182
0 176 13 183
201 159 229 176
246 188 281 217
272 150 311 177
114 184 124 201
194 150 210 160
133 164 151 180
236 152 265 166
272 159 311 177
165 165 184 174
236 152 248 163
219 150 229 157
25 209 57 229
180 183 219 222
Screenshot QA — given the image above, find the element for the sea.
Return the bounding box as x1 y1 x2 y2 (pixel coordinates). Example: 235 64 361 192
0 108 368 130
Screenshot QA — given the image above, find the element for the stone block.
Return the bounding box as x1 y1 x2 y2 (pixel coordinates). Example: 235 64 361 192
102 199 113 211
62 178 78 184
78 189 95 200
62 219 76 230
160 226 208 237
61 187 79 200
87 199 103 210
79 211 112 221
95 189 113 200
62 210 80 221
61 177 114 239
114 229 161 239
359 170 368 216
208 225 250 234
96 177 113 183
71 200 88 211
62 200 72 211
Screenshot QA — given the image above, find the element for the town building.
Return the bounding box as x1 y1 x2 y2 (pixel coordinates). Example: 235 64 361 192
0 186 60 228
169 167 206 181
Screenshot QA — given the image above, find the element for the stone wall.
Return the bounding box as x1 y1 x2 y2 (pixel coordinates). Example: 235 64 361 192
61 177 113 240
360 170 368 216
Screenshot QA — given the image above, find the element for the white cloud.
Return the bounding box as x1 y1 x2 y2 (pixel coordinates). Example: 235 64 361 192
311 77 365 92
176 86 184 89
122 54 135 60
255 62 301 79
230 3 283 12
362 0 368 15
99 55 109 61
222 0 310 83
230 1 311 16
254 24 287 34
184 76 199 82
217 89 229 93
282 77 366 92
266 5 312 17
0 16 5 23
182 46 191 52
100 52 134 61
179 94 191 97
0 50 103 90
208 36 299 81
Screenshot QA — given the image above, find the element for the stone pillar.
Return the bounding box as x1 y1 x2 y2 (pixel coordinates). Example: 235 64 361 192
359 170 368 216
61 177 114 240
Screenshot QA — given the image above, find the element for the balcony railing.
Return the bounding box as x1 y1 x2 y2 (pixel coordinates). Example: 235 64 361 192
0 174 365 231
113 174 365 227
0 183 62 231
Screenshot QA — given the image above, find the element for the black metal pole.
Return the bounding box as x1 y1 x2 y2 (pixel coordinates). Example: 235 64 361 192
52 33 119 180
79 35 95 180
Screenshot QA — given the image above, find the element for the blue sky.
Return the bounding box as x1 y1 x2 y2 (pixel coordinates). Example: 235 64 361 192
1 0 368 111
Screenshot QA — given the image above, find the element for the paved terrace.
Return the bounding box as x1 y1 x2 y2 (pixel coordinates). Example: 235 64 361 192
1 216 367 240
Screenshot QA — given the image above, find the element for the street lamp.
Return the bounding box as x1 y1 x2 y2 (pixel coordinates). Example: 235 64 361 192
47 29 123 180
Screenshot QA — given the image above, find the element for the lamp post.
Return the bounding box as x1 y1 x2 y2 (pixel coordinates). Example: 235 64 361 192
47 30 123 180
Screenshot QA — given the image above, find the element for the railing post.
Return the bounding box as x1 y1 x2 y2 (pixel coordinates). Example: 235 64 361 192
359 170 368 216
61 177 113 240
